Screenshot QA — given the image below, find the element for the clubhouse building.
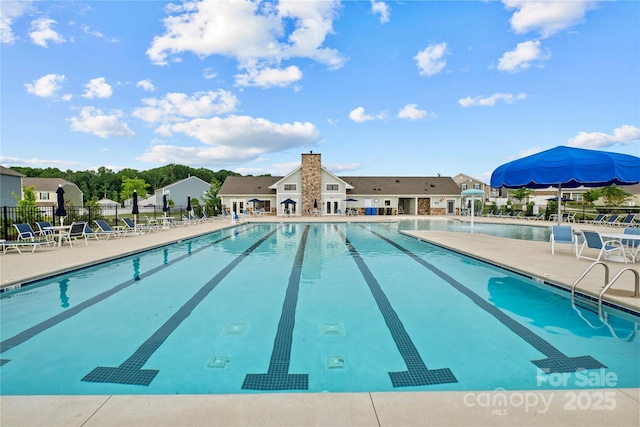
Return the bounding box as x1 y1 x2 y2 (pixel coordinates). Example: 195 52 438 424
218 152 464 217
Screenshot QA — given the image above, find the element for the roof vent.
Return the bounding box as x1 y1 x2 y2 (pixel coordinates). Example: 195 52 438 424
395 179 400 183
430 184 435 187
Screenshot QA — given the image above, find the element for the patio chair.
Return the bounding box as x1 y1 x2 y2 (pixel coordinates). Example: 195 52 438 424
550 225 578 255
201 211 218 221
36 221 55 240
621 228 640 262
577 230 627 263
60 222 89 247
94 219 128 238
122 217 158 233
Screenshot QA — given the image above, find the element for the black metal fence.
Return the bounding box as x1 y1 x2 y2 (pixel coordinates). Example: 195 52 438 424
0 205 213 241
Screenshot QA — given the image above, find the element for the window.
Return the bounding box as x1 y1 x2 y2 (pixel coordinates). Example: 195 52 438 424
473 184 481 190
326 184 338 191
461 184 468 190
284 184 296 191
39 192 49 200
385 200 391 206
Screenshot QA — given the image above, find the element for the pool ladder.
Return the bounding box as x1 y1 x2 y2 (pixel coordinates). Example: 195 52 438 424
571 261 639 319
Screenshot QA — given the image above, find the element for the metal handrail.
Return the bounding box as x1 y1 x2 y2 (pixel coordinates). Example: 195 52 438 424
571 261 609 304
598 268 640 319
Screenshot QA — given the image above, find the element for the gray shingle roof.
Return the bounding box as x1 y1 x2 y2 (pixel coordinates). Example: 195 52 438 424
219 175 461 196
23 178 74 191
0 166 25 177
219 176 282 195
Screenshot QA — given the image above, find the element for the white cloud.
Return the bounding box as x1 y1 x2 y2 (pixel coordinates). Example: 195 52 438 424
136 79 155 92
24 73 66 98
503 0 597 38
324 162 362 173
568 125 640 149
132 90 239 123
371 0 390 24
497 40 551 73
0 155 80 168
235 65 303 88
203 67 217 79
68 106 135 139
82 77 113 99
414 42 447 76
398 104 428 120
146 0 346 88
458 92 527 107
1 0 33 44
29 18 66 47
348 107 373 123
138 115 319 165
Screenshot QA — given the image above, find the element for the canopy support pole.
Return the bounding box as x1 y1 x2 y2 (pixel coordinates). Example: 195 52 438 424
557 185 562 225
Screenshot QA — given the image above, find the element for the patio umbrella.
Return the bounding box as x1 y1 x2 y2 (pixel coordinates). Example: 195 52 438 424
461 189 485 227
248 198 261 212
55 185 67 226
313 199 318 209
186 195 192 221
281 198 296 215
162 194 169 213
490 146 640 224
132 190 139 233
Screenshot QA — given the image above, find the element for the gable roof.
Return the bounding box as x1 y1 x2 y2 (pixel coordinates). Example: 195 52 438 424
219 176 282 195
341 176 461 196
0 166 25 177
159 175 210 190
23 178 78 192
219 175 461 196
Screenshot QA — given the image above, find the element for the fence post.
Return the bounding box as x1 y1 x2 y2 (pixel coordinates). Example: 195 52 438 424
2 206 7 240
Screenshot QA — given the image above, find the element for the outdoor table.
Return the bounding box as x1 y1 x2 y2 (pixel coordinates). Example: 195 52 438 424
599 231 640 263
160 216 174 230
44 225 72 247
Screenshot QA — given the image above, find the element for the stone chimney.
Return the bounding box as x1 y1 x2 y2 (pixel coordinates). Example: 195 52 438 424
301 151 321 215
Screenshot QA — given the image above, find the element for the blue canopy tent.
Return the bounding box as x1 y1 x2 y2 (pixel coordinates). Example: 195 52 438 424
490 146 640 224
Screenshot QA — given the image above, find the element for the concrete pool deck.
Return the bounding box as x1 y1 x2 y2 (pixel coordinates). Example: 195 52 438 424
1 215 638 426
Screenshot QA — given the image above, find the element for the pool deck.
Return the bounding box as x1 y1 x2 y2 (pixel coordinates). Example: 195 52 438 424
1 215 639 426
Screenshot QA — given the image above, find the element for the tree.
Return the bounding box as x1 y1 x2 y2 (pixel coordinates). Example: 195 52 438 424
583 189 601 206
599 185 633 207
509 188 532 210
120 177 149 201
203 177 221 214
12 185 37 207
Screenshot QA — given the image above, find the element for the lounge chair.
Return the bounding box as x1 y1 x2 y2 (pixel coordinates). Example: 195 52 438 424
60 221 89 247
94 219 128 238
14 222 58 245
526 213 544 221
122 217 158 233
201 211 217 221
621 228 640 262
83 223 112 240
587 214 606 224
550 225 578 255
1 239 52 254
562 213 576 223
602 214 620 226
577 230 627 263
615 214 636 228
512 211 523 219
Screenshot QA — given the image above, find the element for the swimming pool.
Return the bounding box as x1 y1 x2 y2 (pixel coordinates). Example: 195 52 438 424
395 218 551 241
1 223 637 395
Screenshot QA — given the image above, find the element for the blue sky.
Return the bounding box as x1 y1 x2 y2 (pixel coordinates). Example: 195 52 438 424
1 0 639 182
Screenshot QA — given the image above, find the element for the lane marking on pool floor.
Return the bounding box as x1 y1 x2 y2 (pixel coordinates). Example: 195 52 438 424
0 225 261 367
242 224 311 391
81 227 279 386
335 225 458 388
364 227 606 374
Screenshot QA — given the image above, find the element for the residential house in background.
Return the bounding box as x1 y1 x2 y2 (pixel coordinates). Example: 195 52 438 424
22 178 83 208
0 166 24 207
153 176 211 207
219 152 462 216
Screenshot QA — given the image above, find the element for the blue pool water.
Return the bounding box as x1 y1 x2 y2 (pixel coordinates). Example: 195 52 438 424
394 218 552 241
0 223 637 395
